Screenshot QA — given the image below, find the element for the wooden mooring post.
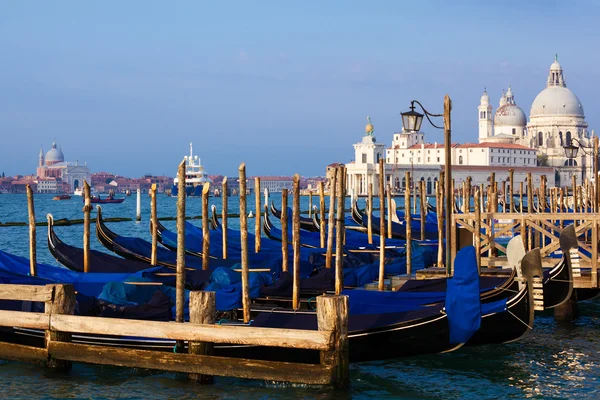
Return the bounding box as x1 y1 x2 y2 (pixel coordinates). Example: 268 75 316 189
238 163 250 323
176 159 186 351
202 182 210 270
378 159 386 291
367 183 373 245
255 177 261 253
83 181 91 273
188 291 216 383
222 177 228 260
26 185 37 277
45 284 77 370
474 188 481 272
326 171 336 270
386 183 392 239
281 188 289 272
292 174 301 309
317 295 349 388
319 181 326 248
150 184 158 266
420 180 426 241
136 188 141 222
335 167 344 295
405 171 412 274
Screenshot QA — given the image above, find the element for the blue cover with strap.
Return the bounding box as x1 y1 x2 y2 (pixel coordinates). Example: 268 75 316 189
445 246 481 344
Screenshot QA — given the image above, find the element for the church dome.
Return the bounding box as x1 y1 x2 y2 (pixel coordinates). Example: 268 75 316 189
530 86 584 117
45 141 64 164
494 104 527 126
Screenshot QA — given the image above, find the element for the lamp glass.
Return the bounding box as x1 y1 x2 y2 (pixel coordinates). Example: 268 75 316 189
563 144 579 159
401 108 424 132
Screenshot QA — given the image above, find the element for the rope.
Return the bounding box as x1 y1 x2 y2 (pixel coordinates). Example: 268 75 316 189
508 309 533 330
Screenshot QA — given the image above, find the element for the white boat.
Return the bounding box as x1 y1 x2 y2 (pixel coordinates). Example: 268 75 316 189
172 143 212 196
73 187 96 196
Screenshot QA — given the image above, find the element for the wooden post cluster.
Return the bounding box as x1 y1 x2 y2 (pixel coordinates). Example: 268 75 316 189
26 185 37 277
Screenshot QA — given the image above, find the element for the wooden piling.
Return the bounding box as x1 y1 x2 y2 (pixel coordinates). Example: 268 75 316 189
508 169 514 212
326 170 336 270
527 173 533 212
202 182 210 271
83 181 91 273
378 159 386 291
45 284 76 370
238 163 250 323
474 188 481 272
176 160 186 333
436 181 443 267
319 182 326 248
420 180 426 241
405 171 412 275
466 177 472 213
413 179 417 215
540 175 546 212
26 185 37 277
309 190 313 219
386 183 392 239
501 181 507 212
317 295 349 389
150 184 158 266
367 183 373 245
255 177 261 253
281 188 289 272
136 189 141 222
188 291 216 383
335 168 344 295
222 177 228 260
519 182 524 213
292 174 301 309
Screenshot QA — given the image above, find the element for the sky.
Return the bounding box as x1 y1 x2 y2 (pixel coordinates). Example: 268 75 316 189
1 1 599 178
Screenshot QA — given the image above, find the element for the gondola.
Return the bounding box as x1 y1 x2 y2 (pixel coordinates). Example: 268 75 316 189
0 244 536 362
270 202 319 232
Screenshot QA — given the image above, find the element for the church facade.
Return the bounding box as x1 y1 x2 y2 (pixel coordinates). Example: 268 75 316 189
478 57 593 186
36 141 91 193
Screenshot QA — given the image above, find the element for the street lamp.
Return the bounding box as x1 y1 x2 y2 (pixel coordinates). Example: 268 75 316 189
401 95 452 274
564 136 599 211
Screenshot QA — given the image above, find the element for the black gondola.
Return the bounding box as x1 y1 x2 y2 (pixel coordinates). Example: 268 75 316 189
270 202 320 232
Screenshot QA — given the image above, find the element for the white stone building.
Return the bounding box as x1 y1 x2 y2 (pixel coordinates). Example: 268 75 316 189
36 141 91 193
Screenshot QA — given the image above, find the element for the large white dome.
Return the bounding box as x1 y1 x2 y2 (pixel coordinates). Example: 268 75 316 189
530 86 584 118
494 104 527 126
45 141 64 164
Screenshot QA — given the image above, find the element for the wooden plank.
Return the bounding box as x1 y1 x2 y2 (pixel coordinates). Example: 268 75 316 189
0 284 53 302
0 341 48 362
0 310 49 329
50 314 333 350
48 341 333 385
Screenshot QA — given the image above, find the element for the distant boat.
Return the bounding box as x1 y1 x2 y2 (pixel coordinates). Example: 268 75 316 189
171 142 212 197
52 194 71 201
88 190 125 204
73 187 96 196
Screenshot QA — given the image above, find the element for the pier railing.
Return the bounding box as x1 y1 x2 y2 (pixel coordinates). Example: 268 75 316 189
453 212 599 288
0 284 349 387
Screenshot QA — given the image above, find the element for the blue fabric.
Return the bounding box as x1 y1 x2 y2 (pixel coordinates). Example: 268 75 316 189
445 246 481 344
342 288 447 314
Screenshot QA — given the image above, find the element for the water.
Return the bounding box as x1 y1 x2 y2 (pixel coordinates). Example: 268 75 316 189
1 193 599 399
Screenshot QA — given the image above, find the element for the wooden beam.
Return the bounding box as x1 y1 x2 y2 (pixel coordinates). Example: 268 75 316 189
47 341 334 385
0 341 48 363
0 310 49 329
0 284 53 302
50 314 333 350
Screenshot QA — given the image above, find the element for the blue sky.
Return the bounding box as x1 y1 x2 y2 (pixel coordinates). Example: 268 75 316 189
1 1 599 177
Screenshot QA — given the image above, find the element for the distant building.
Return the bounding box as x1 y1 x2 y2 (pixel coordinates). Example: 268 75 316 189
36 140 91 193
248 176 294 193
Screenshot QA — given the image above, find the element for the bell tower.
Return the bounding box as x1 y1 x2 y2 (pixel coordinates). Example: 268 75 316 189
478 89 493 142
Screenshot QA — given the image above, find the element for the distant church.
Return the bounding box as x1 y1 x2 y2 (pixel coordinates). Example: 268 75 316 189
478 56 593 185
36 140 91 193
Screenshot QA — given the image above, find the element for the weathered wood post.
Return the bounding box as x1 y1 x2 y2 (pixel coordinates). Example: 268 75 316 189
222 177 228 259
188 291 216 383
326 171 337 269
420 180 426 241
436 181 443 268
317 295 349 389
292 174 301 309
572 175 577 212
281 189 289 272
466 176 472 213
474 188 481 272
319 181 326 248
378 159 386 291
519 182 524 213
335 167 345 295
46 284 76 370
83 181 91 273
367 183 373 245
26 185 37 276
150 184 158 266
501 181 507 213
527 173 533 213
238 163 250 323
136 188 141 222
176 160 186 339
202 182 210 270
309 190 313 219
508 169 514 212
540 175 547 212
255 177 261 253
387 183 392 239
405 171 412 274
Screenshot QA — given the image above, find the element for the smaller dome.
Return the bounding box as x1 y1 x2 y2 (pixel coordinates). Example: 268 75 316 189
480 90 489 104
550 60 561 71
494 104 527 127
45 141 64 164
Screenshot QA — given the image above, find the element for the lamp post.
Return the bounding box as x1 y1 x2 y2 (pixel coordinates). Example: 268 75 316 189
401 95 452 274
563 136 599 212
